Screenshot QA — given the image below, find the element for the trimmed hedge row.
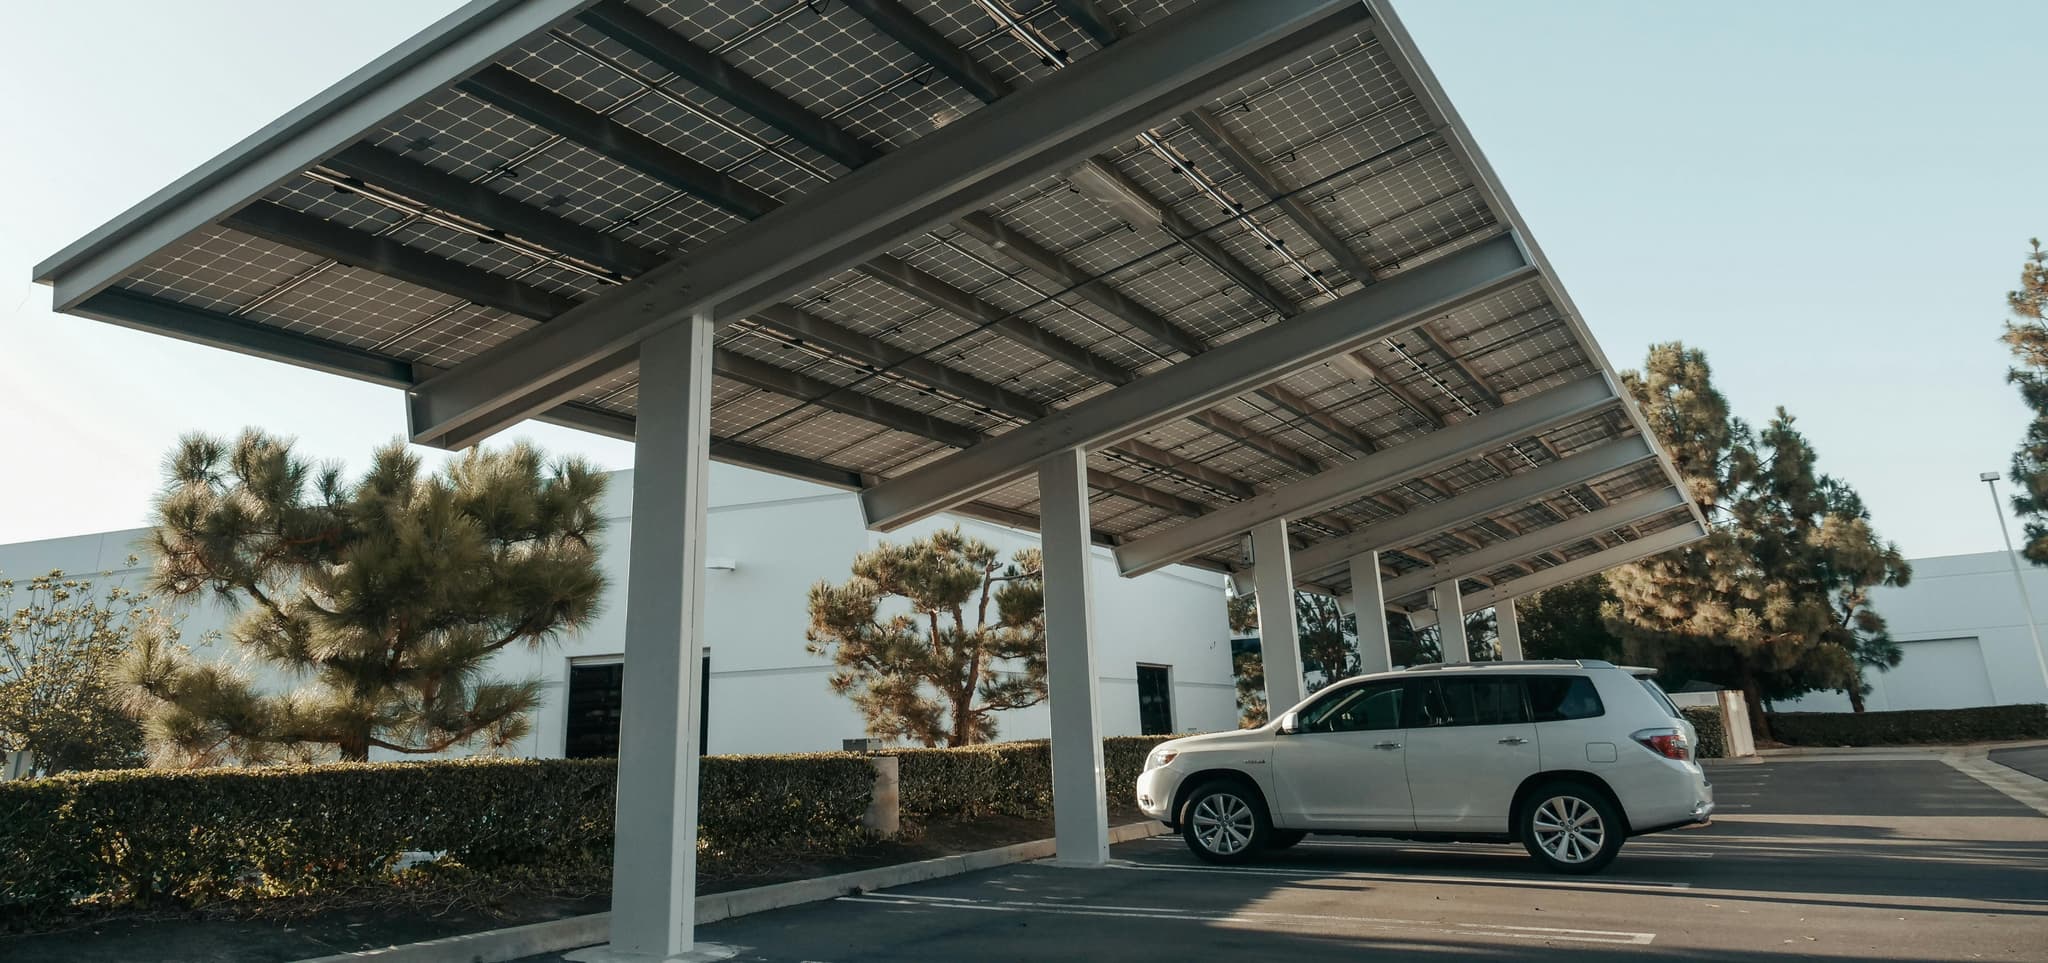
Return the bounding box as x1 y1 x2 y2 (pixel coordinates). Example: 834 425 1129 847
0 736 1180 919
1680 706 1728 760
891 735 1175 819
0 753 874 918
1767 704 2048 747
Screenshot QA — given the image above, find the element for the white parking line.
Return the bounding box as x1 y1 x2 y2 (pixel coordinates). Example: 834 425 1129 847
1293 840 1715 859
837 893 1656 945
1103 858 1692 892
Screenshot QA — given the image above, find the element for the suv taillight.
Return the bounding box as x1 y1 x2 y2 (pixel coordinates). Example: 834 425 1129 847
1632 727 1691 761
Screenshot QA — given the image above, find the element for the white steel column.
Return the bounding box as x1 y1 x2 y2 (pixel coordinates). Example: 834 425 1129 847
1039 447 1109 866
1496 598 1524 661
1435 579 1469 664
1251 518 1306 712
601 318 714 961
1350 552 1392 675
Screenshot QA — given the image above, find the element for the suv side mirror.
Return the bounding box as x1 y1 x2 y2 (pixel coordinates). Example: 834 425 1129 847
1276 710 1300 735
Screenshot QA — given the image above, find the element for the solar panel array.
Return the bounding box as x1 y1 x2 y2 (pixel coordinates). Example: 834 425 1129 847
82 0 1698 607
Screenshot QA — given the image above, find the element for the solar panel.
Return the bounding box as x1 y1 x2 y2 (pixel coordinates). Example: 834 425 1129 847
41 0 1702 584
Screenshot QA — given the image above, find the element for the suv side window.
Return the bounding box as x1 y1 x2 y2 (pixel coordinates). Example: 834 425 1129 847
1298 681 1406 734
1526 675 1605 722
1410 678 1530 727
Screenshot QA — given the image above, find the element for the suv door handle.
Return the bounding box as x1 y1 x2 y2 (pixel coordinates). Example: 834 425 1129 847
1374 741 1402 750
1498 737 1529 746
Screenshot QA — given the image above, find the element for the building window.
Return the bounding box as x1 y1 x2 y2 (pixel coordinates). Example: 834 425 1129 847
1137 663 1174 735
565 662 624 759
563 653 712 758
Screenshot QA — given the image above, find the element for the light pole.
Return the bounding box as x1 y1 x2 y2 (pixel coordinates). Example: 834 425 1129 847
1981 471 2048 693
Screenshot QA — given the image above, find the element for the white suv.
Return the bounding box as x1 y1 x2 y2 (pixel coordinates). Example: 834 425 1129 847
1136 660 1713 874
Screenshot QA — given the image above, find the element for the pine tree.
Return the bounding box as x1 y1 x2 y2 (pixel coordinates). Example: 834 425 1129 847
1813 479 1912 712
1233 650 1267 728
1516 576 1624 662
2002 239 2048 562
1296 593 1358 692
806 527 1046 747
123 431 608 765
1604 346 1908 737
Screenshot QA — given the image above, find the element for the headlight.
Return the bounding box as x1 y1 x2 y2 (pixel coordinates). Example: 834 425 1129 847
1145 748 1179 771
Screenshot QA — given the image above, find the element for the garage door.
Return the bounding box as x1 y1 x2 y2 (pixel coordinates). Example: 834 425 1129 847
1877 637 1995 710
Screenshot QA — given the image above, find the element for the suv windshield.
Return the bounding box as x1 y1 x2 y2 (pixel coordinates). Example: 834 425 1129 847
1637 677 1683 719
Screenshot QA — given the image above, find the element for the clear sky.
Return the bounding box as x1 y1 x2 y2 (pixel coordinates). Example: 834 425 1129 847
0 1 2039 559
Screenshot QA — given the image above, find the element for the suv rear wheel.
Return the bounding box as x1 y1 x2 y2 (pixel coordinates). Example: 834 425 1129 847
1519 780 1624 874
1181 780 1270 864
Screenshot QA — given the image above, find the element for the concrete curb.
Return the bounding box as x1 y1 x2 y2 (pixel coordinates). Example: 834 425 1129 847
291 820 1169 963
1947 749 2048 818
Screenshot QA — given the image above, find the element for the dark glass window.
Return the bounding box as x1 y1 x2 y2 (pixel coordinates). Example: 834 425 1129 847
1414 678 1530 727
565 662 624 759
1527 675 1606 722
1299 682 1405 733
1138 664 1174 735
1638 677 1683 719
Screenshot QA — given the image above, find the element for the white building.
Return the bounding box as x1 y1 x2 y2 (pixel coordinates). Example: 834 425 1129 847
1777 550 2048 713
0 464 1238 760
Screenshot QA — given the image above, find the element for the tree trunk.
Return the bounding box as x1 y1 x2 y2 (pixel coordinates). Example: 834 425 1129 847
1848 685 1867 714
1738 667 1773 744
338 730 371 763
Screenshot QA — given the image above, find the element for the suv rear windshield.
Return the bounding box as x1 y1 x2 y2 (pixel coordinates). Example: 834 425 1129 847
1637 677 1684 719
1526 675 1604 722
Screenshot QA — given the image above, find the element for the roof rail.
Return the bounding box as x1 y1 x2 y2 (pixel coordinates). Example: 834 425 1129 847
1402 660 1582 672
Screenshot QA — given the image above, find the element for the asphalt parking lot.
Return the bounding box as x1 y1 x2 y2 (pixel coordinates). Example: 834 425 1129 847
535 760 2048 962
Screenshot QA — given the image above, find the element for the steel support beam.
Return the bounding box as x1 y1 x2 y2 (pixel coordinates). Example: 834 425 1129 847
607 316 713 959
1039 447 1110 866
859 232 1537 531
1459 522 1705 611
855 255 1133 385
955 212 1207 358
321 143 663 276
577 0 881 170
1182 105 1375 284
844 0 1011 103
458 64 778 219
221 201 580 319
407 0 1362 449
1110 373 1613 577
1050 0 1123 49
1251 518 1305 713
36 0 592 309
1067 157 1298 318
1435 578 1469 664
1377 488 1687 601
1285 435 1653 578
1496 598 1524 660
1351 551 1391 674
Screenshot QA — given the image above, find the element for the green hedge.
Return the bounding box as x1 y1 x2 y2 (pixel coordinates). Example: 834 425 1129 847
1680 706 1728 760
890 735 1174 819
0 753 874 919
0 736 1183 920
1768 704 2048 747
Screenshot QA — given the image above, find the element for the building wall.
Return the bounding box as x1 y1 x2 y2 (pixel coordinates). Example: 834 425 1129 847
0 464 1237 759
1775 550 2048 712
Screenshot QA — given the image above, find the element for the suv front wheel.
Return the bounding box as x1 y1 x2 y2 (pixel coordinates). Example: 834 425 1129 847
1181 781 1270 864
1519 780 1624 874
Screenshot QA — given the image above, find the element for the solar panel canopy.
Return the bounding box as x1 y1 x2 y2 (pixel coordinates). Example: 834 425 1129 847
34 0 1705 613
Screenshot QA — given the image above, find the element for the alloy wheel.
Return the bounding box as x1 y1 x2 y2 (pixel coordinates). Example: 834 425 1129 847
1190 791 1256 855
1531 794 1606 865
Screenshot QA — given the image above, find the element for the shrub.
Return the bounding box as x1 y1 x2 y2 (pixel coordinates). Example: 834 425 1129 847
0 754 872 920
1768 704 2048 747
1680 706 1727 759
0 736 1181 921
891 735 1177 819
